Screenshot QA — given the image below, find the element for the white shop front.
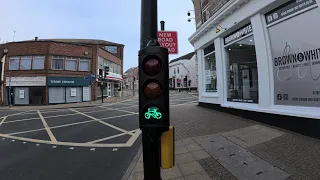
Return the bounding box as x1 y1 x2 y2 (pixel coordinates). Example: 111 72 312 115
6 76 46 105
189 0 320 119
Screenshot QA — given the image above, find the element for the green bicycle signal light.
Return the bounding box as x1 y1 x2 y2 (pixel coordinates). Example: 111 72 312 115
144 106 162 120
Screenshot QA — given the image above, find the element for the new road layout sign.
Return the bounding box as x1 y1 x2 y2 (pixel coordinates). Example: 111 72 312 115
158 31 178 54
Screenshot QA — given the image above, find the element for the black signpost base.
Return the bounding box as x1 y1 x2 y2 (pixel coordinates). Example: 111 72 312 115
142 131 162 180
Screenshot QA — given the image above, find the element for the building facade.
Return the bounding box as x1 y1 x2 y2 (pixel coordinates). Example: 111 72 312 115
169 52 197 90
123 67 138 90
0 38 124 105
190 0 320 119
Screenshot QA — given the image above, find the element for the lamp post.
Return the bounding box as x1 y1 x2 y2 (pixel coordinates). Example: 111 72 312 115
2 49 11 108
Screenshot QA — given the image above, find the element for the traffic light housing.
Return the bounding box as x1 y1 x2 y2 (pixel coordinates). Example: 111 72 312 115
139 46 169 133
184 76 188 87
105 66 109 78
98 69 103 79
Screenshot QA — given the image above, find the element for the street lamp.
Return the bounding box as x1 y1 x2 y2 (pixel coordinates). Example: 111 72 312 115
3 49 11 108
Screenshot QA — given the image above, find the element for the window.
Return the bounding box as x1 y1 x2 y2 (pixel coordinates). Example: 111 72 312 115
32 56 45 69
79 58 90 71
109 62 114 73
174 68 176 75
9 56 20 70
52 56 64 70
66 57 78 71
226 36 258 103
204 43 217 92
205 53 217 92
20 56 32 70
177 67 179 74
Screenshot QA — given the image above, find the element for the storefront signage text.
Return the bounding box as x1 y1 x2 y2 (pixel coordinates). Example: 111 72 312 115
48 77 89 87
224 24 253 45
6 76 46 87
266 0 317 25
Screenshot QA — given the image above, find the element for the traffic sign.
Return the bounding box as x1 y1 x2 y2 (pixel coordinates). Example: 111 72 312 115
84 76 95 80
158 31 178 54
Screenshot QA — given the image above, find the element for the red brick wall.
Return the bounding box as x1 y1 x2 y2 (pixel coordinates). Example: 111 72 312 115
2 41 99 105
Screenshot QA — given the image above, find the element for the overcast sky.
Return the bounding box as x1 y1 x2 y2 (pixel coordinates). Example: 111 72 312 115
0 0 196 71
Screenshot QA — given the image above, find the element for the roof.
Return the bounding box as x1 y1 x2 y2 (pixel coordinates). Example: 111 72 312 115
18 38 124 46
125 67 138 74
169 52 195 64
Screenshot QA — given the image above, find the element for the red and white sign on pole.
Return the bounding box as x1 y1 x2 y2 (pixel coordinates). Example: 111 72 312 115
158 31 178 54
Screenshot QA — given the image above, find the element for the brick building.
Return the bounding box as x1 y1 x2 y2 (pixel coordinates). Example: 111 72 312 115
0 38 124 105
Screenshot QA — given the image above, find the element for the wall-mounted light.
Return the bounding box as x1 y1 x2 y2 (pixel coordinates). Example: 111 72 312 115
216 25 227 34
84 51 89 55
3 49 8 54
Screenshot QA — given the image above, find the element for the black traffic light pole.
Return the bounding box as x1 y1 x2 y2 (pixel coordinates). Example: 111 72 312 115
140 0 162 180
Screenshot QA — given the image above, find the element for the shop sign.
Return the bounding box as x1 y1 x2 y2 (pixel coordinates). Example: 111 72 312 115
19 90 25 99
205 70 215 84
70 88 77 97
105 72 123 81
265 0 317 25
224 24 253 45
48 77 89 87
6 76 46 87
83 87 90 101
269 6 320 107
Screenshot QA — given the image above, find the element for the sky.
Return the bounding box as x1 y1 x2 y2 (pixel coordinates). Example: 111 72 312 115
0 0 196 72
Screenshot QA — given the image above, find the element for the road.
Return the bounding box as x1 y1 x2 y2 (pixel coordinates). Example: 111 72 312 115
0 92 198 180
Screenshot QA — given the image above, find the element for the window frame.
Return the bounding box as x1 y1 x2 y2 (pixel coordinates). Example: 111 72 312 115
79 58 90 72
65 57 78 71
52 56 65 70
204 51 218 93
32 55 45 70
9 56 20 70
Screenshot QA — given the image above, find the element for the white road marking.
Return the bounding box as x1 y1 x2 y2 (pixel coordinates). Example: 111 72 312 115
52 146 57 148
0 116 8 127
8 113 136 136
23 142 27 144
2 138 5 140
170 101 198 106
87 129 138 144
117 105 138 110
90 148 95 151
3 117 41 124
37 110 57 142
112 148 118 151
69 147 74 150
126 129 142 147
11 139 15 142
0 133 132 147
36 144 40 146
101 106 138 115
5 110 35 117
70 109 134 136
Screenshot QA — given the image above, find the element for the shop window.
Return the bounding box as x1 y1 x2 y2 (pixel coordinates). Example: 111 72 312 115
20 56 32 70
66 57 78 71
52 56 64 70
32 56 45 70
9 56 20 70
225 36 258 103
79 58 90 71
205 53 217 92
109 62 114 73
174 68 176 75
177 67 179 74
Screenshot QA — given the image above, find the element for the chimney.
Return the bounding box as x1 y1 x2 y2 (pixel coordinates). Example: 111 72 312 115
35 37 38 41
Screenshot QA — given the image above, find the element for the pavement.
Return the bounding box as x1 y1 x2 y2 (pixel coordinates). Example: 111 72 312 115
128 92 320 180
0 92 198 180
